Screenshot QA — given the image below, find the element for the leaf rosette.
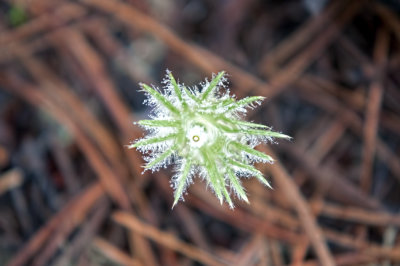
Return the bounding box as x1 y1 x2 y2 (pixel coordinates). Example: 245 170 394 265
130 71 290 208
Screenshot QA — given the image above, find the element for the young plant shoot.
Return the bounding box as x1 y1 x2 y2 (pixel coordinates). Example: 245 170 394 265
130 71 290 208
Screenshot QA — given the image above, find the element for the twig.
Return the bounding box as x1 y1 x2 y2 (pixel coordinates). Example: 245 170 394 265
0 3 86 46
189 183 301 244
1 72 131 209
7 183 104 266
374 2 400 43
112 211 230 266
92 237 143 266
279 142 381 209
259 0 346 74
0 168 23 196
52 200 110 266
262 146 336 266
323 228 400 260
80 0 263 91
302 252 375 266
235 235 265 266
298 79 400 184
360 28 388 192
318 202 400 227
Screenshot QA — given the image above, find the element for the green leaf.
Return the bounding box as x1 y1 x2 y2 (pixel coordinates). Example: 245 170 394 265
226 96 264 112
140 83 179 114
218 115 269 129
227 158 272 188
183 86 200 103
138 119 179 127
263 131 292 139
173 160 192 208
145 145 176 169
231 120 269 129
219 97 235 107
221 184 234 209
226 168 248 203
168 71 184 103
201 71 225 101
226 157 260 174
216 123 256 134
202 150 223 202
8 5 27 27
229 141 274 162
130 133 177 148
253 172 273 189
241 129 291 139
218 124 288 140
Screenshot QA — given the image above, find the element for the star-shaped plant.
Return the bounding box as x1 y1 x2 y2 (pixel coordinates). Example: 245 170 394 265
130 71 290 208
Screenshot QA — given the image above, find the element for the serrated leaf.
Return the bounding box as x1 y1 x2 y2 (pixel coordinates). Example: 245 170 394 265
141 83 179 114
263 131 292 139
226 168 248 203
226 96 264 112
253 172 273 189
230 141 274 163
183 86 200 103
202 150 223 202
172 160 192 208
138 119 179 127
168 71 184 104
201 71 225 100
130 133 177 148
226 158 272 189
221 184 234 209
218 124 287 139
145 145 176 169
217 115 269 129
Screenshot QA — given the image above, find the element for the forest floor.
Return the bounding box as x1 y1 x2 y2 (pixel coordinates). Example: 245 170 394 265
0 0 400 265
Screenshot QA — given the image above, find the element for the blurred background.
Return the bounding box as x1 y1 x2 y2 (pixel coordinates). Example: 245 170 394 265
0 0 400 265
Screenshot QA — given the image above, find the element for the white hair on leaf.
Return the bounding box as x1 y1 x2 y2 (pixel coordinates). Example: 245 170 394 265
130 70 291 208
